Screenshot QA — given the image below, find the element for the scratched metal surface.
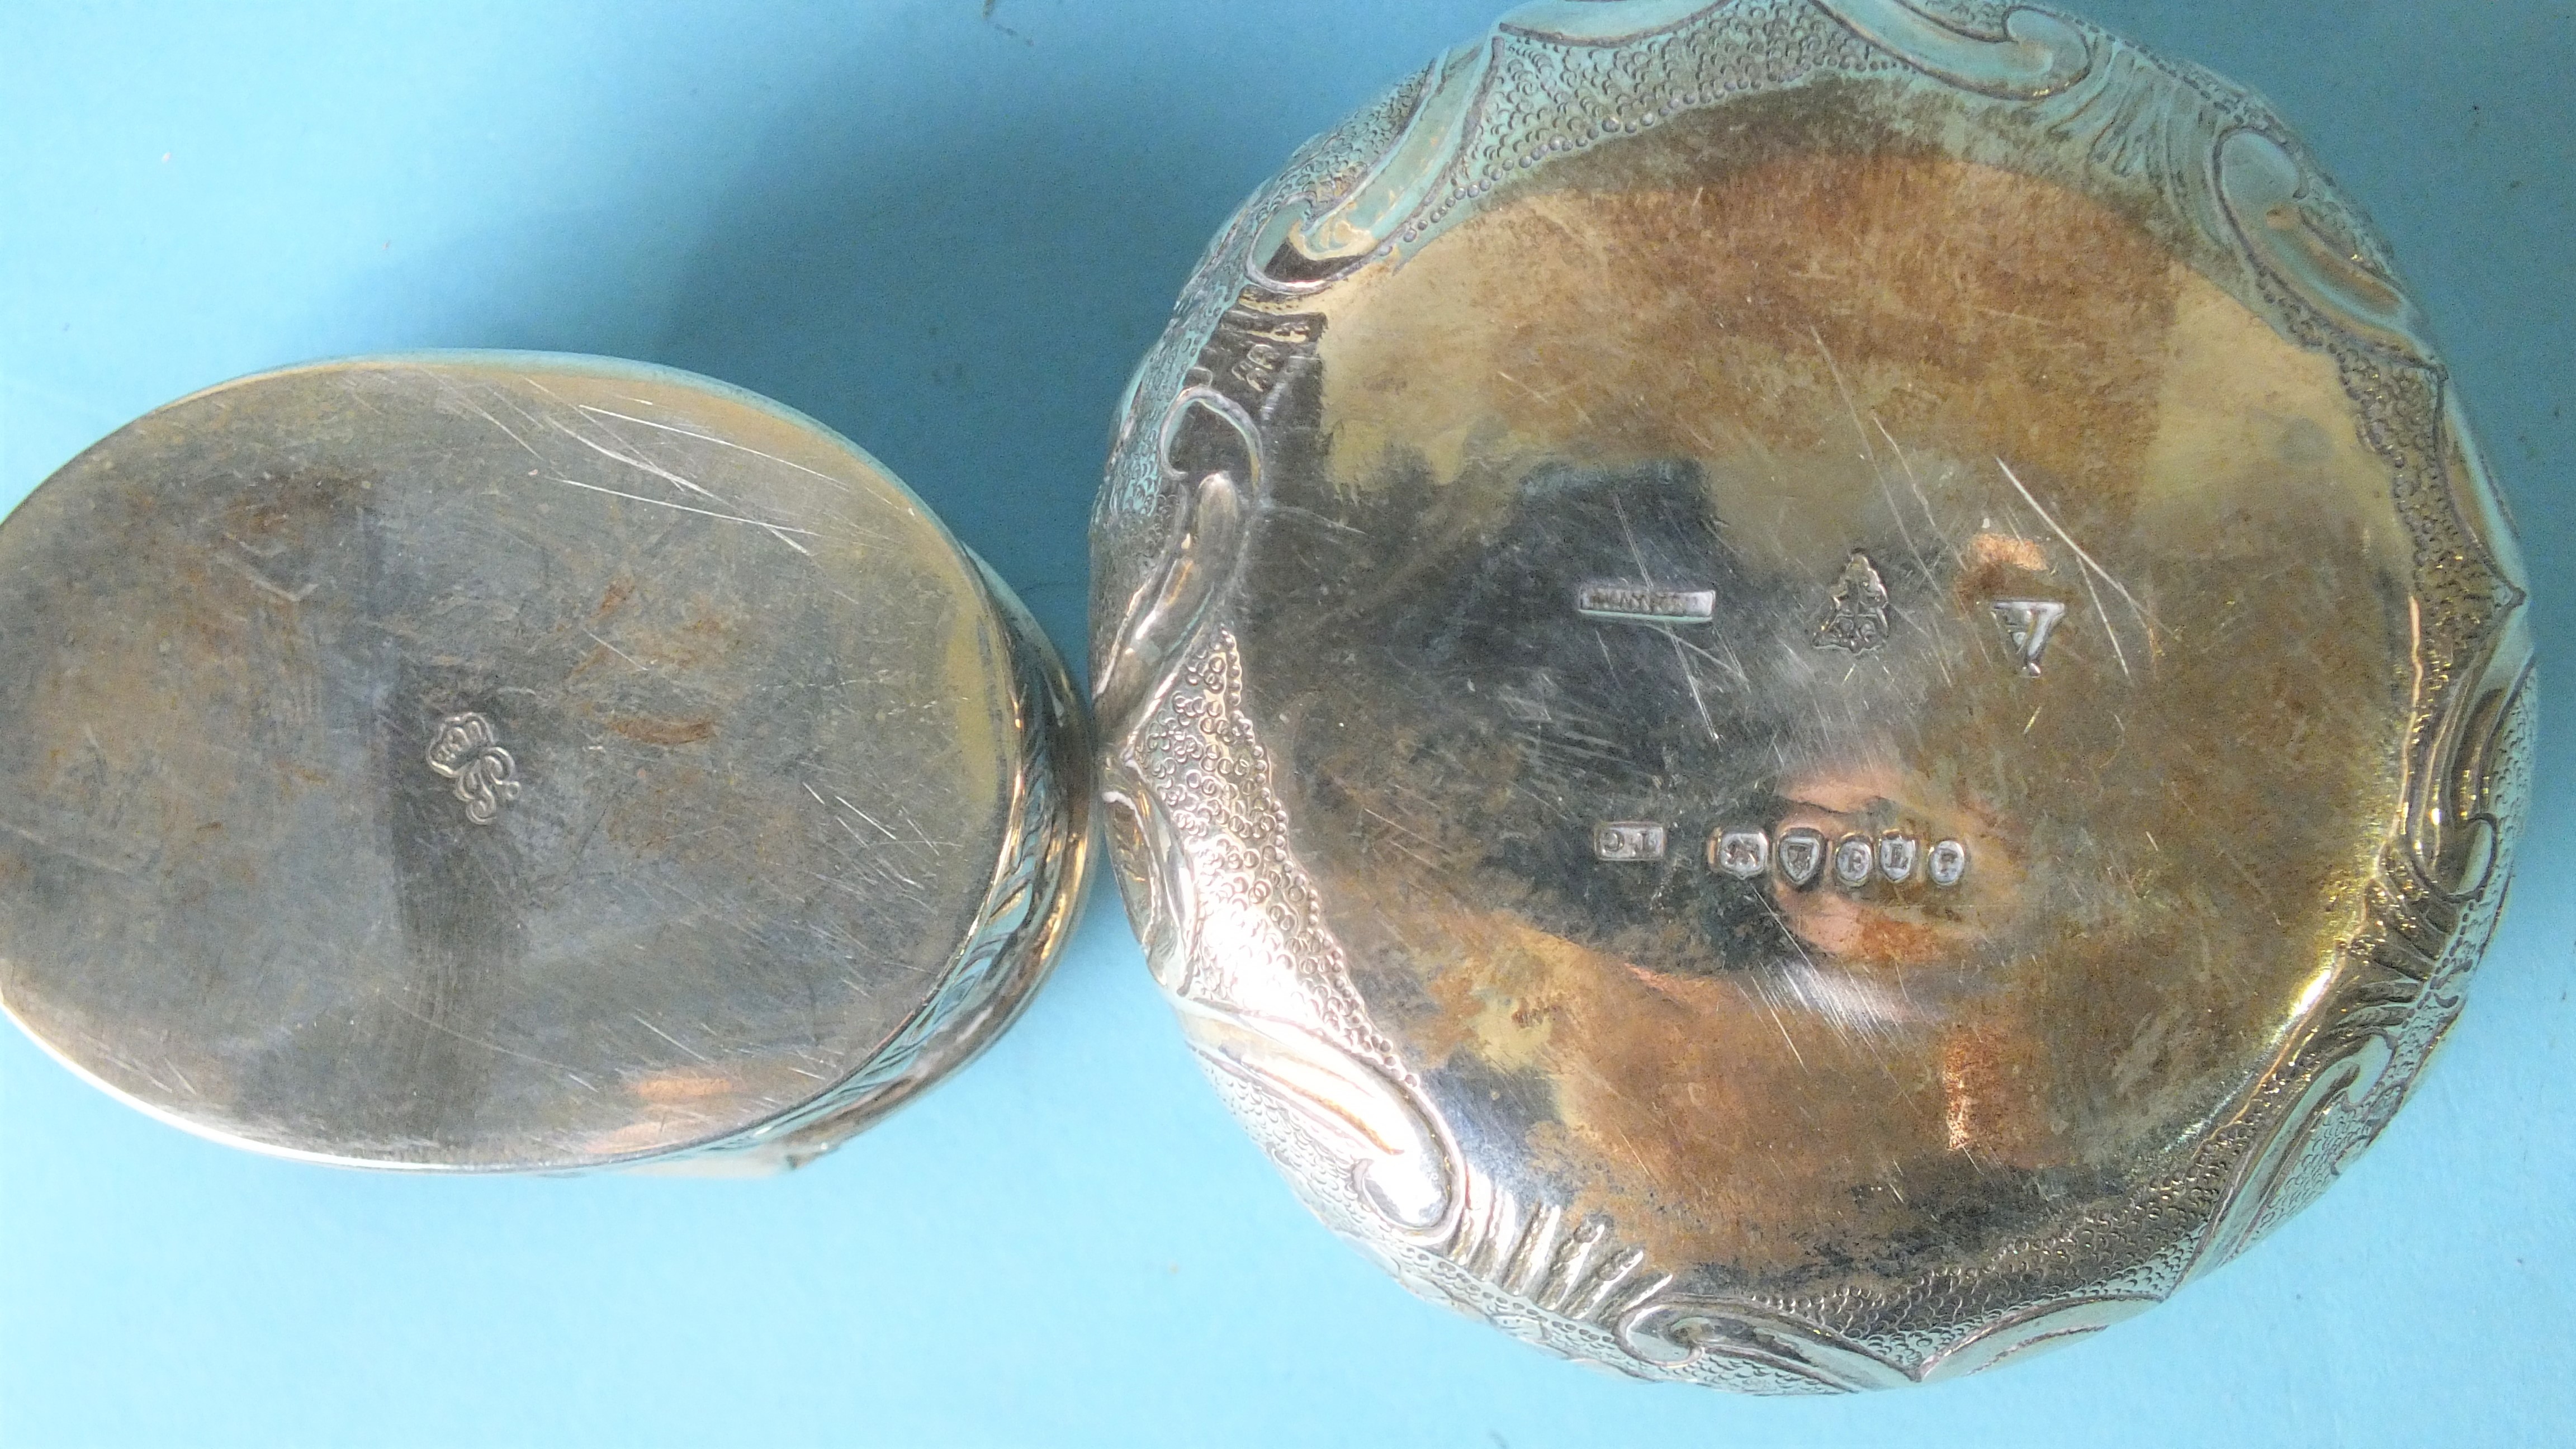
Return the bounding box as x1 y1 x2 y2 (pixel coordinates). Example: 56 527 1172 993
1 2 2568 1445
0 354 1089 1172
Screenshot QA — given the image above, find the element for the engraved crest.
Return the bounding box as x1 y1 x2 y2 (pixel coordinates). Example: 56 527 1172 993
425 712 522 825
1991 599 2068 677
1813 551 1891 653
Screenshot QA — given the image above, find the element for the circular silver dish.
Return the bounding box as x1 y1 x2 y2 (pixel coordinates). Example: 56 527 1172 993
1093 0 2530 1390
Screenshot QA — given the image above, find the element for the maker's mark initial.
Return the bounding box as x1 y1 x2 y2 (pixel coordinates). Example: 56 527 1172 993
1991 599 2069 677
426 712 522 825
1814 551 1891 653
1575 581 1717 626
1594 823 1668 863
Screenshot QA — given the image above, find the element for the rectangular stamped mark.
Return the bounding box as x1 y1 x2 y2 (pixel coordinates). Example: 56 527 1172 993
1575 582 1716 626
1594 823 1668 863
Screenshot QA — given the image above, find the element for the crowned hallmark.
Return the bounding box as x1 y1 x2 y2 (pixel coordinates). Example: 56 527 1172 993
425 712 522 825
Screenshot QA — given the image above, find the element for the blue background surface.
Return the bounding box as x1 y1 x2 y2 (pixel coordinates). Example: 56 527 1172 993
1 3 2568 1445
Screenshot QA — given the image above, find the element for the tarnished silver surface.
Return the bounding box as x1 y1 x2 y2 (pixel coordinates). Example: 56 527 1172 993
1093 0 2531 1391
0 353 1090 1173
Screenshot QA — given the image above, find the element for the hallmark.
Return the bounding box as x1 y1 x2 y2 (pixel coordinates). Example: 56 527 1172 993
1992 599 2068 676
1602 823 1971 890
1710 828 1769 879
1775 827 1826 887
426 712 522 825
1575 582 1717 625
1832 834 1877 887
1813 550 1891 653
1877 833 1920 883
1594 823 1667 862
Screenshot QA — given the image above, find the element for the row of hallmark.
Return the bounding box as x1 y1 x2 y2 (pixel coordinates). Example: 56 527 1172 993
1594 822 1969 888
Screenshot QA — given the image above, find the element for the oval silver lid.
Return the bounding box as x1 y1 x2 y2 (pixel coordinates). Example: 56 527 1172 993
0 353 1090 1173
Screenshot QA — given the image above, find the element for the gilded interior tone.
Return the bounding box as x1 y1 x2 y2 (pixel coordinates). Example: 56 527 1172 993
0 355 1079 1172
1243 97 2412 1277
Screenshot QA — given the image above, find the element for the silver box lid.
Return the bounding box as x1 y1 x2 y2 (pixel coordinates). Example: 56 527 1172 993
0 353 1091 1173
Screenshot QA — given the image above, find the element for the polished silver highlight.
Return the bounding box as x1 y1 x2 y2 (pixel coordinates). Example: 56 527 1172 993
1 354 1092 1174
